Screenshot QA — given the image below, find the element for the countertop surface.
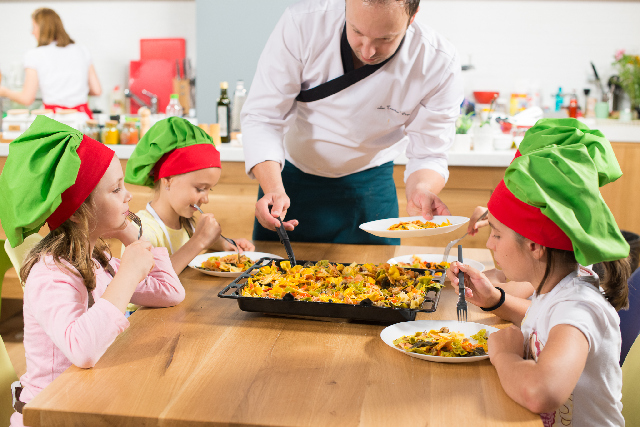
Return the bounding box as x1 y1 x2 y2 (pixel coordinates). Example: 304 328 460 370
1 119 638 168
0 142 519 167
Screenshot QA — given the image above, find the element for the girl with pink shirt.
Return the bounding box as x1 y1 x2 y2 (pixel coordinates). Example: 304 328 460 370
0 116 185 426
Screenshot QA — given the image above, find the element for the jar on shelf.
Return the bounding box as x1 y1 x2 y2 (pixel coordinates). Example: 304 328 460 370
84 120 100 141
102 120 120 145
120 121 139 145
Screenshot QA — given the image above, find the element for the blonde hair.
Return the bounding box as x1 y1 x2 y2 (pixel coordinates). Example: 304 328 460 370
20 196 113 293
32 8 74 47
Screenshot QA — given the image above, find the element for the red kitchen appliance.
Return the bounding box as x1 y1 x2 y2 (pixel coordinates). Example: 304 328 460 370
128 38 185 114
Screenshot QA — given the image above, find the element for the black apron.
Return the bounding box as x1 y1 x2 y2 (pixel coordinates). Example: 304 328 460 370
253 161 400 245
253 24 406 244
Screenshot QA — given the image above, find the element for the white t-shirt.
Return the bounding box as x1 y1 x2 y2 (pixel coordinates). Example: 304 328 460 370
521 269 624 427
23 42 91 106
241 0 463 182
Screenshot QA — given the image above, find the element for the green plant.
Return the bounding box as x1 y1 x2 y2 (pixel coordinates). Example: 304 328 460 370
613 50 640 110
456 112 473 134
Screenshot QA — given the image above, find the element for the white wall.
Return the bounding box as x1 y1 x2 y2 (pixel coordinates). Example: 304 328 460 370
2 1 640 117
416 1 640 110
0 1 196 112
195 0 297 123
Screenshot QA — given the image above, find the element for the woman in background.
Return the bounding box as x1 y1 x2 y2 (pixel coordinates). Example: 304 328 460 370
0 8 100 118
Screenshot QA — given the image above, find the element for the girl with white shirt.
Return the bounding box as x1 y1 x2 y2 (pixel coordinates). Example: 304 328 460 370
447 118 631 426
0 8 101 118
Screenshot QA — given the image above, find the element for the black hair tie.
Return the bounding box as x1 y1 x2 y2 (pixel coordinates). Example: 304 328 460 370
481 286 506 312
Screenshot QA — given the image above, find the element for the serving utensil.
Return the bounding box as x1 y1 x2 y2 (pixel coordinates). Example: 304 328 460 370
126 211 149 286
456 245 468 322
275 217 296 266
442 209 489 263
192 204 240 263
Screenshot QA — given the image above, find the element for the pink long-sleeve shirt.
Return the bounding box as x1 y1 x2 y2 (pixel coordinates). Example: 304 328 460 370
11 247 184 427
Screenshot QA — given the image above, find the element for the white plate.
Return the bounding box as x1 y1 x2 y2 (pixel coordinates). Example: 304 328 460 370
188 252 282 277
387 254 485 272
380 320 499 363
359 216 469 238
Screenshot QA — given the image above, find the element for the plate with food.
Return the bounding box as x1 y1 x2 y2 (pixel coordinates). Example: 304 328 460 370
380 320 499 363
359 216 469 238
189 252 282 277
387 254 485 272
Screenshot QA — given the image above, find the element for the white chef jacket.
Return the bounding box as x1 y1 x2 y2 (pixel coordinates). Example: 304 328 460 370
241 0 464 183
23 42 92 107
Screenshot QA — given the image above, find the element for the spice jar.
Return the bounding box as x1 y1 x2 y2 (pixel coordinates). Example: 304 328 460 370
103 120 120 145
120 121 139 145
84 120 100 141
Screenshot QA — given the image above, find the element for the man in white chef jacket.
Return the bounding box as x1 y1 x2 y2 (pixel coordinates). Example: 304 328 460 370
242 0 464 244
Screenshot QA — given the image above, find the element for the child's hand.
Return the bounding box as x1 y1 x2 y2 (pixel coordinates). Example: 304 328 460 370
446 261 503 308
221 238 255 253
103 217 140 246
483 268 507 285
120 240 155 284
488 325 525 361
193 213 221 250
467 206 490 236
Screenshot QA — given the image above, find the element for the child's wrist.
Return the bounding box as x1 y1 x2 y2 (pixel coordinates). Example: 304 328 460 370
190 235 208 252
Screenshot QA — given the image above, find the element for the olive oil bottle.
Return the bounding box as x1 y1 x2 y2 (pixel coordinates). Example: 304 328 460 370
217 81 231 143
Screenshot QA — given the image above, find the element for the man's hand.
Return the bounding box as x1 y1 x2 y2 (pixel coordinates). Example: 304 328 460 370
405 168 448 220
251 161 299 232
406 189 450 219
255 192 299 231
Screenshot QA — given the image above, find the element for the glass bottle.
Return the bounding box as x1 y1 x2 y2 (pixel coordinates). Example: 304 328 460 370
84 119 100 141
166 93 184 117
217 81 231 143
231 80 247 133
103 120 120 145
120 121 139 145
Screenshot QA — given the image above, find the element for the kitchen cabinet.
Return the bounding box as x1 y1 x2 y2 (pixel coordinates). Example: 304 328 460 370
1 143 638 256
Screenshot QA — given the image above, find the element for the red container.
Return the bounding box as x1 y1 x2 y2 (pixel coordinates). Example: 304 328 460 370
473 91 499 104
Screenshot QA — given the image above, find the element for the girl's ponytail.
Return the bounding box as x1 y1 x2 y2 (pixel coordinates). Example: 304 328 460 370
600 258 631 311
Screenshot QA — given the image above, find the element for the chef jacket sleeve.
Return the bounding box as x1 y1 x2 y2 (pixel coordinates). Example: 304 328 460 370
403 52 464 183
241 8 305 179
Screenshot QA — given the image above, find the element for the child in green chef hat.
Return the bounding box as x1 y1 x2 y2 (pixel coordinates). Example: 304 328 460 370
447 118 630 426
125 117 254 274
0 116 185 427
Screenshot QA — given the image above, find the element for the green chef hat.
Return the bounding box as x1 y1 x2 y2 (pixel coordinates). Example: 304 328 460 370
125 117 220 188
0 116 115 247
487 118 629 266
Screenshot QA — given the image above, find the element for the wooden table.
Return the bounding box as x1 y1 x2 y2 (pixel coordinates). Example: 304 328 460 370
23 243 542 427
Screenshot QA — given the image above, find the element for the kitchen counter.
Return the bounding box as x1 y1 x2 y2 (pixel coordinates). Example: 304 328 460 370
0 143 520 167
2 118 639 166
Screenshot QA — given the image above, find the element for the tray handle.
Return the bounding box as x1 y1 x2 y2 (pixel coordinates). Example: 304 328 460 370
218 257 280 299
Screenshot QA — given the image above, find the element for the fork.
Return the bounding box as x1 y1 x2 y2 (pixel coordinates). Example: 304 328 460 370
456 244 467 322
442 209 489 263
192 204 240 263
126 211 149 286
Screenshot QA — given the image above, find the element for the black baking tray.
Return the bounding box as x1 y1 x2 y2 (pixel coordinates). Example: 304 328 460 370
217 258 445 323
